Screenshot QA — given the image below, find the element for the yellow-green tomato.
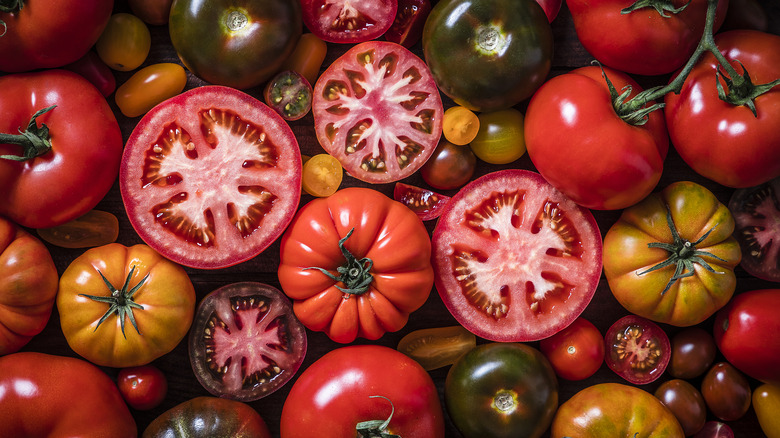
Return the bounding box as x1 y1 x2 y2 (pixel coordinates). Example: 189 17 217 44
754 383 780 438
469 108 526 164
96 13 151 71
115 63 187 117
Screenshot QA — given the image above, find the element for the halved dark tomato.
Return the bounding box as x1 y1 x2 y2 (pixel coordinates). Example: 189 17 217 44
263 70 313 121
431 169 602 342
605 315 671 385
120 86 302 269
393 182 450 221
728 177 780 282
384 0 431 48
301 0 398 43
188 282 307 402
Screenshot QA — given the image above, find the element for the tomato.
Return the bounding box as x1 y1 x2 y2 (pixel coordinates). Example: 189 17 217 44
278 187 433 343
385 0 431 48
701 362 752 421
117 365 168 411
36 210 119 249
0 70 123 229
728 176 780 282
301 0 398 44
312 41 443 184
422 0 553 111
420 139 476 190
605 315 671 385
188 282 307 401
280 345 445 438
263 70 313 121
442 106 480 146
664 30 780 188
396 325 476 370
0 218 58 355
551 383 685 437
96 13 151 71
694 422 734 438
525 65 668 210
754 383 780 438
603 181 741 326
57 243 196 368
539 317 604 381
713 288 780 385
468 108 526 165
567 0 728 76
120 86 302 269
536 0 562 22
0 352 136 437
115 63 188 118
445 342 558 438
432 169 602 342
169 0 302 89
129 0 174 26
669 327 717 379
0 0 112 72
280 33 328 86
143 396 271 438
302 153 343 197
654 379 707 436
63 50 117 97
393 182 451 221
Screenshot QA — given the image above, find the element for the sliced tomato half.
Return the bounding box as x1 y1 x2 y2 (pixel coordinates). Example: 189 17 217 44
393 182 450 221
120 86 302 269
432 169 602 342
302 0 398 44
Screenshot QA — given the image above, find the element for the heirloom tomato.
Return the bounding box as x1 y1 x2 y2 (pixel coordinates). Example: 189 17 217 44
120 86 302 269
701 362 751 421
728 177 780 282
312 41 443 184
605 315 670 385
37 210 119 249
385 0 431 48
57 243 196 368
420 139 476 190
280 345 445 438
263 69 312 121
669 327 717 379
0 0 112 72
278 187 433 343
754 383 780 438
280 32 328 86
0 70 123 229
63 50 117 97
301 0 397 44
143 397 270 438
525 65 668 210
551 383 685 438
654 379 707 436
468 108 527 165
603 181 741 326
0 217 58 355
539 317 604 381
393 182 450 221
117 364 168 411
422 0 553 111
432 169 602 342
169 0 301 89
665 30 780 188
396 325 476 370
0 352 136 438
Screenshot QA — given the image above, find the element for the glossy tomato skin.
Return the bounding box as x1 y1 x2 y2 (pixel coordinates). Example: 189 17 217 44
713 289 780 385
701 362 752 421
423 0 553 111
665 30 780 188
63 50 117 97
396 325 476 370
0 0 113 72
117 365 168 411
280 345 445 438
420 139 477 190
301 0 397 44
539 317 604 381
278 187 433 343
0 352 137 437
95 12 152 72
669 327 717 379
445 343 558 438
525 65 668 210
143 397 270 438
551 383 685 438
169 0 301 89
0 70 123 229
130 0 175 25
115 63 188 118
654 379 707 436
754 383 780 438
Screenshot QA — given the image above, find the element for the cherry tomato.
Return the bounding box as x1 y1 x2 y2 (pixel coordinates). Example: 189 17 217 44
280 33 328 86
668 327 717 379
396 325 476 371
96 13 151 71
115 63 187 118
263 70 313 121
420 140 476 190
393 182 451 221
753 383 780 438
539 317 604 381
36 210 119 249
654 379 707 436
468 108 526 164
301 153 343 197
605 315 670 385
117 365 168 410
701 362 751 422
384 0 431 48
442 106 480 146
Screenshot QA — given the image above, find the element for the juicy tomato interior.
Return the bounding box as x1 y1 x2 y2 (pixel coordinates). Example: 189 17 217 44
393 182 450 221
605 315 671 385
302 0 398 43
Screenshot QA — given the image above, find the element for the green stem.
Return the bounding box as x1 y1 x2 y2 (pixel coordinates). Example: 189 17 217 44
0 105 56 161
302 228 374 295
356 396 401 438
0 0 24 37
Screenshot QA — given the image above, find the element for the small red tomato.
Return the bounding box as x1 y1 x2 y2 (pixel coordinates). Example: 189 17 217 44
539 317 604 381
117 365 168 410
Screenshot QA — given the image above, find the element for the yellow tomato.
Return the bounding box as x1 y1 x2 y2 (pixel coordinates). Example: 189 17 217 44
468 108 527 164
115 63 187 117
302 153 343 197
754 383 780 438
281 33 328 86
442 105 480 145
96 13 151 71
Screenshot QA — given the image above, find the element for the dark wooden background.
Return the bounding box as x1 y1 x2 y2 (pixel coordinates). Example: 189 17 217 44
18 0 780 436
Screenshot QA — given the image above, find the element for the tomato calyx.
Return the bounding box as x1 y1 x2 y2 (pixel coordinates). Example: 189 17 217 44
0 0 24 36
304 228 374 295
0 105 56 161
356 395 401 438
715 62 780 116
79 265 148 338
620 0 688 17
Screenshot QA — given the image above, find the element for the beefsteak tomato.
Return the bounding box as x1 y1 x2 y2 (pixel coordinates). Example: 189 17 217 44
143 396 270 438
278 187 433 343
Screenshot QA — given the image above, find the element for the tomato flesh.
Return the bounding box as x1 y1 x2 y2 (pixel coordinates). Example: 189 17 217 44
728 177 780 282
301 0 398 44
605 315 670 385
393 182 450 221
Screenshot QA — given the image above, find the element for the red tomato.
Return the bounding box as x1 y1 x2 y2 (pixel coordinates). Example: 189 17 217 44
605 315 671 385
393 182 451 221
117 365 168 411
664 30 780 188
525 65 668 210
713 289 780 385
301 0 398 43
694 421 735 438
0 70 124 229
0 0 112 72
384 0 431 48
120 86 302 269
62 50 117 97
728 177 780 282
536 0 562 22
0 352 136 437
312 41 443 184
566 0 728 75
539 317 604 381
280 345 445 438
432 169 603 342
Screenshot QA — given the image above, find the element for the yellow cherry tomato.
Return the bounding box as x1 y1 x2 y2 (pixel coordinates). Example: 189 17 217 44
397 326 476 371
115 63 187 117
96 13 151 71
754 383 780 438
281 33 328 86
302 154 343 197
36 210 119 249
469 108 527 164
442 105 480 145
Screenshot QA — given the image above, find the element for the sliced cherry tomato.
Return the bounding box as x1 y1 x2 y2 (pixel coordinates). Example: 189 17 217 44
117 365 168 410
668 327 716 379
693 422 734 438
654 379 707 436
432 169 602 342
468 108 526 164
280 33 328 86
301 0 398 44
393 182 450 221
36 210 119 249
95 13 151 71
605 315 670 385
115 63 187 118
385 0 431 48
728 177 780 282
420 140 476 190
63 50 117 97
442 105 480 146
120 86 302 269
396 325 476 370
539 317 604 381
263 70 313 121
701 362 751 421
188 282 307 401
302 153 343 197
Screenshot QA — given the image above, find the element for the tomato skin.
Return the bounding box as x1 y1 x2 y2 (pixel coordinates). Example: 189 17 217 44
525 65 668 210
0 0 113 72
36 210 119 249
96 13 152 71
665 30 780 188
420 139 477 190
280 32 328 86
280 345 445 438
397 325 476 370
539 317 604 381
129 0 175 25
0 70 124 229
468 108 526 165
701 362 752 421
753 383 780 438
713 289 780 385
115 63 188 118
0 218 58 355
143 396 271 438
117 365 168 411
0 352 137 437
63 50 117 97
654 379 707 436
694 421 735 438
668 327 717 379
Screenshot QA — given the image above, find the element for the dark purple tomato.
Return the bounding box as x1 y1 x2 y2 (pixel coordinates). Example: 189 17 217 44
263 70 313 121
420 139 476 190
654 379 707 436
701 362 752 422
668 327 717 379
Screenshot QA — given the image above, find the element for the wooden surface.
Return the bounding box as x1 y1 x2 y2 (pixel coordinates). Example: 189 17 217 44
17 1 780 437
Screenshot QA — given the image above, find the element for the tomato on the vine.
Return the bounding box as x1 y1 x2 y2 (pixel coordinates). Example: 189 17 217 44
117 365 168 411
539 317 604 381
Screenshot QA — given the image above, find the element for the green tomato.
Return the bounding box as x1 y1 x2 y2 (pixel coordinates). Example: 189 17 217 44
469 108 527 164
